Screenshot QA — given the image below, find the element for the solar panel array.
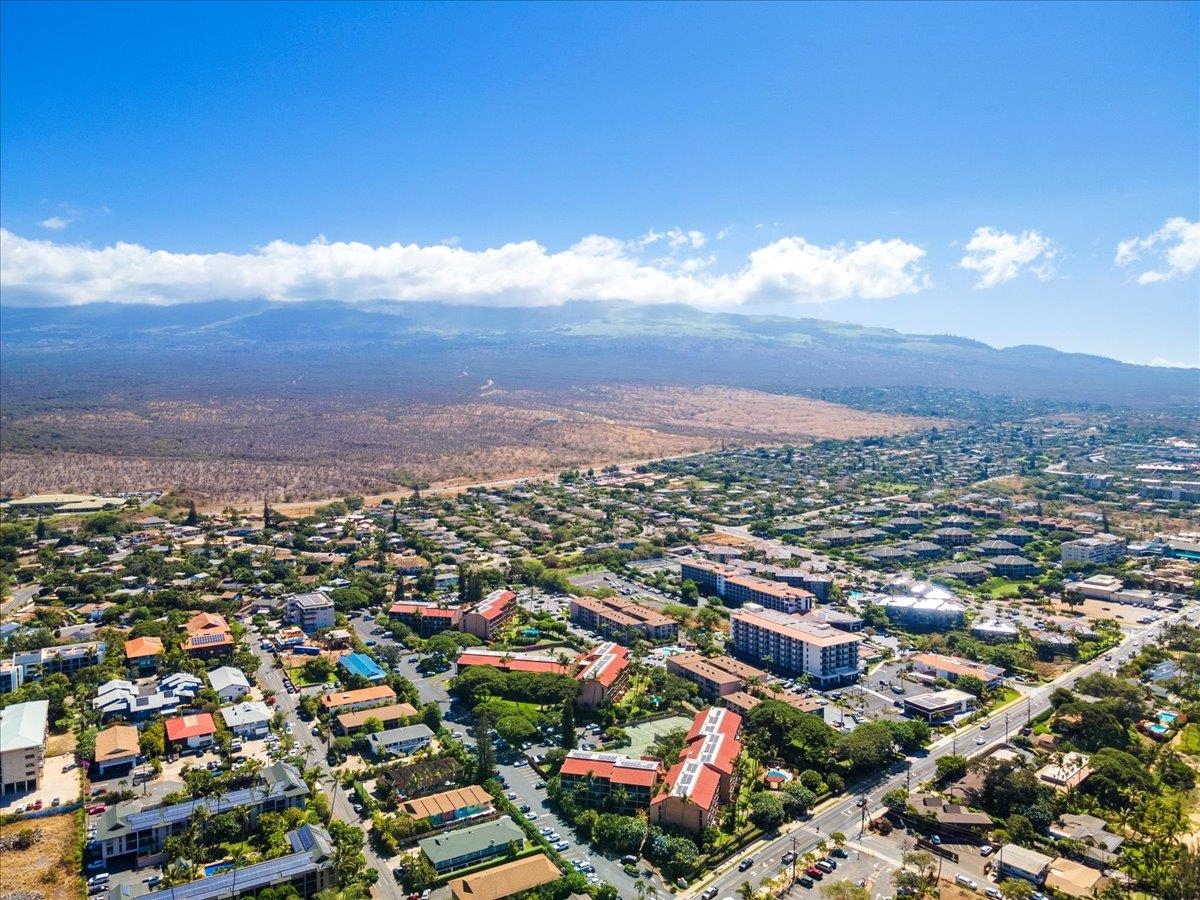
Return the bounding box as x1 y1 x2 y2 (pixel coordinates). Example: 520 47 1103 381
565 749 658 771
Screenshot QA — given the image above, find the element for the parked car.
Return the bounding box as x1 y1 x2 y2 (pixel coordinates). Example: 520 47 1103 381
805 866 824 880
979 844 994 857
796 876 814 888
86 804 106 815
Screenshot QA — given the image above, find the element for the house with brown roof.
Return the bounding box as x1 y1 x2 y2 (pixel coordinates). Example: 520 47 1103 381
335 702 418 735
448 853 560 900
93 724 140 776
399 784 494 828
181 612 233 657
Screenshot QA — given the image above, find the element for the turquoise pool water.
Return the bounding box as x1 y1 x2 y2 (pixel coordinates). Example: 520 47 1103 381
1148 723 1169 736
203 863 235 877
767 769 790 780
1158 711 1178 724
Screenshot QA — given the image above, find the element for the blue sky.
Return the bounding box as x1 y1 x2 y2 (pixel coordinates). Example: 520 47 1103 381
2 1 1197 365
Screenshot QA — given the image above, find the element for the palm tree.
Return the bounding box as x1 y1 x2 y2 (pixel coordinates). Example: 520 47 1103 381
736 881 758 900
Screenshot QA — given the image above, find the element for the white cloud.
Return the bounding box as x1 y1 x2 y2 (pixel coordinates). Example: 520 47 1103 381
1146 356 1200 369
958 227 1057 289
1115 217 1200 284
0 228 931 308
39 216 70 231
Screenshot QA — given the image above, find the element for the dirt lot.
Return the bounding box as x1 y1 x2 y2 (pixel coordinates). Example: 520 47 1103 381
1051 598 1154 625
0 811 83 900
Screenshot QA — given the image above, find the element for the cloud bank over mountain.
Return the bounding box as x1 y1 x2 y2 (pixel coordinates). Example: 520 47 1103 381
0 228 934 308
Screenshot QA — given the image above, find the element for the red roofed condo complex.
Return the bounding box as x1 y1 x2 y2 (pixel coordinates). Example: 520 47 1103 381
559 750 661 813
461 589 518 641
164 712 216 750
455 642 631 710
388 601 463 637
650 707 743 835
574 642 631 710
455 649 572 677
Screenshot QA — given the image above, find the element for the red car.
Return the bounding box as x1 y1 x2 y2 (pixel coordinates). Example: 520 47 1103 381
32 800 43 810
86 804 106 815
806 866 824 880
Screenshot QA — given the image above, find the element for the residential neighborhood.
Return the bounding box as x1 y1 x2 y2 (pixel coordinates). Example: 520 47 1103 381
1 419 1199 900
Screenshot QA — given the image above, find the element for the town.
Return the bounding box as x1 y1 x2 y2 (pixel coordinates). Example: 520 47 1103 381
1 414 1198 900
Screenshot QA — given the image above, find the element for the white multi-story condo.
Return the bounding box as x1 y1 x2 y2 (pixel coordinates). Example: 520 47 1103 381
1061 534 1127 566
730 604 860 686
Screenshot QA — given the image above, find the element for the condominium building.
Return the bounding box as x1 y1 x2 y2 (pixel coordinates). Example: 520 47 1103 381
318 684 397 713
418 816 526 874
367 723 434 758
96 762 309 860
574 642 631 710
399 784 494 828
649 707 742 835
454 649 570 677
680 560 814 613
665 653 767 700
388 601 462 637
2 641 107 692
879 595 966 630
730 605 861 686
128 824 334 900
461 589 517 641
558 750 660 813
287 592 336 632
569 596 679 643
1061 535 1127 566
335 702 418 735
0 700 48 795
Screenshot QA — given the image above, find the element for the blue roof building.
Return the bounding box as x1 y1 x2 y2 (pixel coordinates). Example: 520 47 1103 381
338 652 386 683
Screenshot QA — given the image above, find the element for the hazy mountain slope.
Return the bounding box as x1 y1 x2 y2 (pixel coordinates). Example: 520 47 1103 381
1 300 1195 408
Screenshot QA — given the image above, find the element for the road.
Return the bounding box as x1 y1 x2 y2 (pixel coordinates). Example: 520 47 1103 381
687 607 1191 900
249 634 406 900
1 583 41 619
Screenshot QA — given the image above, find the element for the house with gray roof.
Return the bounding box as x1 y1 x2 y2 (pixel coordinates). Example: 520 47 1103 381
418 816 525 873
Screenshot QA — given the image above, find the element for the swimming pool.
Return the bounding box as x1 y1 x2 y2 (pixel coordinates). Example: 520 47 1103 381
203 863 235 877
766 769 791 781
1148 723 1169 736
1158 711 1178 725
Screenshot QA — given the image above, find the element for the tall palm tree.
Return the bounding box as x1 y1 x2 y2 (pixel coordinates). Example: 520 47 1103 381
736 881 758 900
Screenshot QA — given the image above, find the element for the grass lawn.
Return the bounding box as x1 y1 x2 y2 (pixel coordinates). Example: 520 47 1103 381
1178 723 1200 756
980 578 1034 599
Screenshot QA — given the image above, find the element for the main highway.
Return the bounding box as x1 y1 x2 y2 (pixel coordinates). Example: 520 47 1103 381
685 605 1196 899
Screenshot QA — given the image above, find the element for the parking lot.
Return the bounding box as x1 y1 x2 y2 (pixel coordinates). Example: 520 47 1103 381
0 753 81 815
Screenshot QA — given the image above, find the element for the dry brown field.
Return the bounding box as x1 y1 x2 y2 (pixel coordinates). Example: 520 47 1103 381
0 812 82 900
0 384 939 506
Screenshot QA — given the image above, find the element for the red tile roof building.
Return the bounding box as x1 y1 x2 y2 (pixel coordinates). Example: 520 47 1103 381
559 750 661 813
574 642 631 710
454 649 572 676
461 590 518 641
388 601 463 637
650 707 743 835
164 712 216 749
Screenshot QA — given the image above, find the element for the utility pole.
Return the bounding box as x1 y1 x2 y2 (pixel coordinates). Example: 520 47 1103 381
1004 711 1010 742
791 834 798 886
859 795 867 836
905 761 912 792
